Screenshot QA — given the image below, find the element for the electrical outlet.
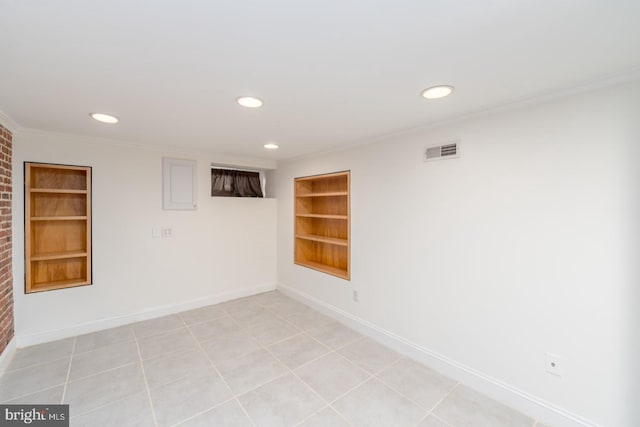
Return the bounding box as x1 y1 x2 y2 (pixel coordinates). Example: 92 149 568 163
353 290 358 302
545 352 564 377
161 227 172 238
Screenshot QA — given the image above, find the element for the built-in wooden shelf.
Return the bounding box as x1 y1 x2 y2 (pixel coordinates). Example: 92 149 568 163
296 259 350 280
295 213 348 220
295 234 348 246
31 251 88 261
30 189 88 194
296 191 348 198
31 216 88 221
27 279 91 293
25 162 92 293
294 171 350 280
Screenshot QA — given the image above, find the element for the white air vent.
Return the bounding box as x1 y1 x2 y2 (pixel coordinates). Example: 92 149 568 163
424 141 460 162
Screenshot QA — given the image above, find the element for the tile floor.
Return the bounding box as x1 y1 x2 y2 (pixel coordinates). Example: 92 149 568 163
0 291 550 427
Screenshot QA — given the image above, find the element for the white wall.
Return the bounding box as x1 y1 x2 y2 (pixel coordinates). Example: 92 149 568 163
13 130 277 344
271 79 640 427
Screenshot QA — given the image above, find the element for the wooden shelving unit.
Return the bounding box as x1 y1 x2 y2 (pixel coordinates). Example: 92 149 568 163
294 171 350 280
25 163 92 293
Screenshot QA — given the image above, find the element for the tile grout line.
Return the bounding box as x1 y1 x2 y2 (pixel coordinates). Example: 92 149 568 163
260 295 457 426
2 355 73 375
256 295 372 426
10 292 476 426
133 327 159 427
181 312 257 427
411 382 460 427
229 301 357 427
66 361 139 386
167 396 238 427
220 306 291 426
428 413 456 427
60 337 76 404
368 355 436 410
64 389 149 420
268 296 463 425
292 404 355 427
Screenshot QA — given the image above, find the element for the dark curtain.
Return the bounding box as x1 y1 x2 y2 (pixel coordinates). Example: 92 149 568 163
211 168 263 197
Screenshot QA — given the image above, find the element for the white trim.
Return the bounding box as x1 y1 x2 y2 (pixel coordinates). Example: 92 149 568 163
0 110 21 132
277 282 601 427
0 337 16 374
15 283 276 348
14 127 277 171
282 68 640 164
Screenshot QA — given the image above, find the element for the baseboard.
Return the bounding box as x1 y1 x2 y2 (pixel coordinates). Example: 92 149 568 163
15 283 276 348
0 337 16 374
277 282 600 427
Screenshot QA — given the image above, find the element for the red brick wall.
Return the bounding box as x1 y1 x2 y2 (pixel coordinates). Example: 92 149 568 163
0 124 13 354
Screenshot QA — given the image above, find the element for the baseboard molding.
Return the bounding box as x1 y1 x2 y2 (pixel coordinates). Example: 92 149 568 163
0 337 16 374
15 283 276 348
277 282 600 427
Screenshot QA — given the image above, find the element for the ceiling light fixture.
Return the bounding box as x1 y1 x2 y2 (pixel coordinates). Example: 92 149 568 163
90 113 119 124
264 143 279 150
236 96 264 108
421 85 454 100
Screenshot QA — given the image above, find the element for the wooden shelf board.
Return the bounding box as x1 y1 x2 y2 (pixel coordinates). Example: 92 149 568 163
295 260 349 280
296 191 348 198
30 189 87 194
31 216 87 221
31 251 88 261
29 279 91 293
296 213 347 220
296 234 348 246
295 171 349 182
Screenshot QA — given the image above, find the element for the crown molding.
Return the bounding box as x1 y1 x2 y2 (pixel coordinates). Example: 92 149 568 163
282 67 640 164
0 110 22 132
15 127 277 170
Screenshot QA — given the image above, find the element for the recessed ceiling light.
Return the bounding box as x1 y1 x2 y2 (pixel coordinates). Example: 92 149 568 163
237 96 264 108
264 143 279 150
421 85 454 100
90 113 119 124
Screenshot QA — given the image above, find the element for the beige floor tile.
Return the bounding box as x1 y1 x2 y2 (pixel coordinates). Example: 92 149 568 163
69 340 139 381
238 373 324 426
432 385 534 427
306 321 362 349
298 407 350 426
150 370 231 427
216 350 287 395
143 348 212 389
75 325 135 354
133 314 184 339
71 391 154 427
178 399 253 427
137 327 199 359
295 353 370 401
376 357 457 409
64 363 146 416
332 378 427 427
7 339 73 371
0 358 69 402
337 337 402 374
268 333 330 369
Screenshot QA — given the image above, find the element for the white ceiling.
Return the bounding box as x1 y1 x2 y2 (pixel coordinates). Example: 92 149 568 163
1 1 639 160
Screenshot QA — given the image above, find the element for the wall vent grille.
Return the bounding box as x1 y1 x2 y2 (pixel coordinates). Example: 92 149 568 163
424 141 460 161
